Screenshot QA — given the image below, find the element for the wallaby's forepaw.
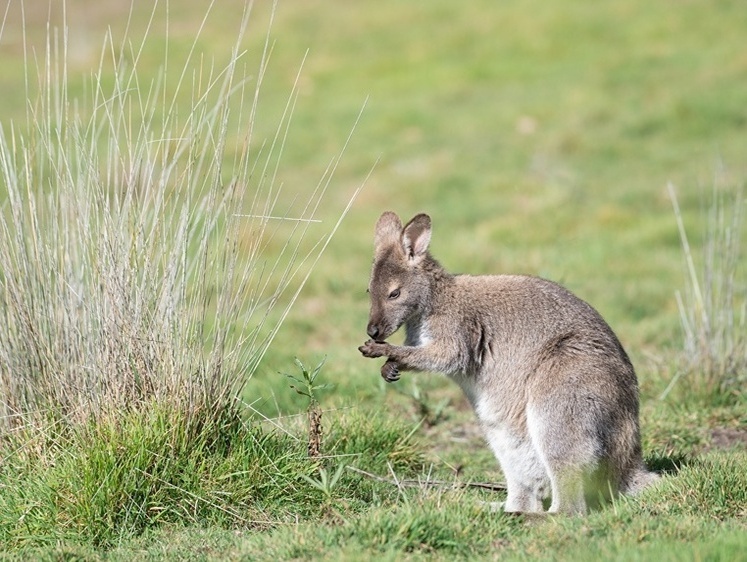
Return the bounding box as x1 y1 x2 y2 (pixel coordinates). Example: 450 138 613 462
358 339 388 358
381 360 400 383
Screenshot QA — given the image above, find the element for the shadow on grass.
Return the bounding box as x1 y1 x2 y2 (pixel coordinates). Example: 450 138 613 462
646 453 692 475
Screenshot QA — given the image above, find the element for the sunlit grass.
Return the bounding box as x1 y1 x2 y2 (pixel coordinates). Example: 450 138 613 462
0 0 745 559
0 0 366 548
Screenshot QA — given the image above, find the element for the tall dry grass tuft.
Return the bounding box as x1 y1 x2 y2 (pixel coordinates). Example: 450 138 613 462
0 4 362 441
665 181 746 403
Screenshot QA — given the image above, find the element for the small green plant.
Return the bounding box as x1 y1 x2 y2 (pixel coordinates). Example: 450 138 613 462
299 462 347 500
284 357 332 457
398 380 451 427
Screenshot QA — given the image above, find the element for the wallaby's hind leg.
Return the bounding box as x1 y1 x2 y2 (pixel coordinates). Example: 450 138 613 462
482 424 549 513
546 468 588 515
526 404 594 515
503 476 546 513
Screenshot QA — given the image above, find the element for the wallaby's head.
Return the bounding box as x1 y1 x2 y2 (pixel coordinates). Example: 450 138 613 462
365 212 434 341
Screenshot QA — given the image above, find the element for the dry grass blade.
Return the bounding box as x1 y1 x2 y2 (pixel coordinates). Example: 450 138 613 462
347 465 507 492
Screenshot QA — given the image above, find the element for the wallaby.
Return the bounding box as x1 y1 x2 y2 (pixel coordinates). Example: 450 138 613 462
359 211 659 515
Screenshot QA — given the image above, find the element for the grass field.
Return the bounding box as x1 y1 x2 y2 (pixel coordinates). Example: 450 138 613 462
0 0 745 560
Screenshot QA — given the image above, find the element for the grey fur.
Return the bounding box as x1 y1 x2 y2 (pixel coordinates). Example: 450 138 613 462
359 211 659 515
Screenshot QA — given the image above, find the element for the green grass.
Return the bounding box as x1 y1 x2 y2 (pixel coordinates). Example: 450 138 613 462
1 0 746 560
12 450 744 561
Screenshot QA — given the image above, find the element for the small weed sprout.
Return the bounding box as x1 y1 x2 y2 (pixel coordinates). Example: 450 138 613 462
284 357 332 457
398 381 451 427
299 462 347 500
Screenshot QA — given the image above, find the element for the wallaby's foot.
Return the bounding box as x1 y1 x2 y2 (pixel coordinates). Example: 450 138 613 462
359 339 389 358
478 500 505 513
381 360 400 382
477 501 549 523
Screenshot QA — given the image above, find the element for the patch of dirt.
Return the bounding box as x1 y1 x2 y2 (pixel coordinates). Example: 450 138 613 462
708 427 747 451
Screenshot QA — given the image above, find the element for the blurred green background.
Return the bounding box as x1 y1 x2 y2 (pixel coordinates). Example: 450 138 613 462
1 0 745 414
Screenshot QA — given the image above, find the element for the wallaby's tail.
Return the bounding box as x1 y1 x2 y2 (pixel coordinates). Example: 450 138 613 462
622 467 661 496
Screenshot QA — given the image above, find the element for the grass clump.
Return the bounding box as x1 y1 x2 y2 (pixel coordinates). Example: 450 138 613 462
646 451 747 521
0 2 362 550
0 406 315 549
666 182 747 404
326 409 425 475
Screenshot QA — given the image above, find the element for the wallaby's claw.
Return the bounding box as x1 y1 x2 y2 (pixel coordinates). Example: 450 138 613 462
359 339 387 358
358 342 374 357
381 361 400 383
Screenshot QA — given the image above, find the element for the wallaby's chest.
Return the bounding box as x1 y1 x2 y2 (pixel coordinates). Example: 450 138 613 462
404 320 432 347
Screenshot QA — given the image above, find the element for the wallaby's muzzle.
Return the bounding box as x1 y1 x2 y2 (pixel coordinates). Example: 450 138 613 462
367 317 393 341
366 323 380 340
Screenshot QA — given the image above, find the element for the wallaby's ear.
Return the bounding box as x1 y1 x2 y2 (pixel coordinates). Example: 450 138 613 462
374 211 403 251
402 213 431 260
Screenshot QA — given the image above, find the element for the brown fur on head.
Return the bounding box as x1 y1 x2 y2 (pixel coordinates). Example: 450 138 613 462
366 212 434 341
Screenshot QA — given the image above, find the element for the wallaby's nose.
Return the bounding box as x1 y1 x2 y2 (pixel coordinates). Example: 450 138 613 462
367 323 380 340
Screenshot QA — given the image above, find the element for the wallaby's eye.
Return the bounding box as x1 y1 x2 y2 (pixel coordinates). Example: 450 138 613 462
388 288 401 300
